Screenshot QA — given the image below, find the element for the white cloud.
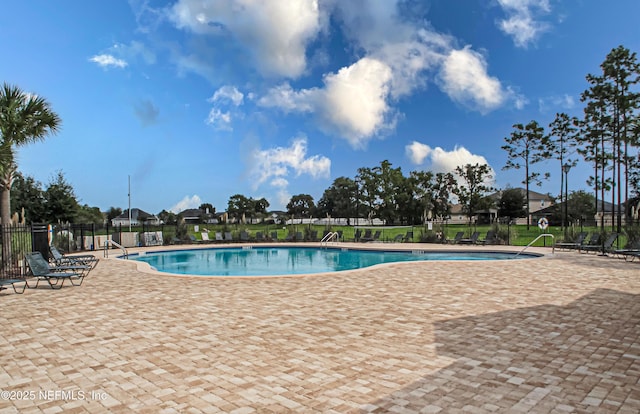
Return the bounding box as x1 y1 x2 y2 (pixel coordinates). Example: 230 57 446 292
259 57 395 148
437 47 507 114
170 194 202 213
205 85 245 130
169 0 323 78
405 142 494 178
205 108 232 130
496 0 551 48
209 85 244 106
538 94 575 113
248 137 330 201
405 141 432 165
89 54 128 68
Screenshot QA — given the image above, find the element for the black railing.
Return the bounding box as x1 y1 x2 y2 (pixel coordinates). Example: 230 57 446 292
0 224 37 279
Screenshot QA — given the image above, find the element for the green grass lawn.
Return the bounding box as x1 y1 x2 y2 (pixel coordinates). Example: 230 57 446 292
100 222 630 248
185 223 628 248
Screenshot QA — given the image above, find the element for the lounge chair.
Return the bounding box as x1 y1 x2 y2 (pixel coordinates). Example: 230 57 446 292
255 232 265 242
581 233 618 254
50 246 99 269
239 230 251 242
296 232 304 241
270 231 279 242
285 232 295 242
578 233 601 252
215 232 224 242
555 232 588 251
479 230 498 245
224 232 234 242
613 239 640 260
459 231 480 245
393 234 403 242
353 229 362 242
364 230 381 242
360 229 373 242
448 232 465 244
25 251 87 289
308 230 319 242
403 231 414 243
0 277 28 294
201 232 211 243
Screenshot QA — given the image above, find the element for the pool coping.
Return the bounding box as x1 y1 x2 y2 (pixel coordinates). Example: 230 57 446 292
108 242 554 279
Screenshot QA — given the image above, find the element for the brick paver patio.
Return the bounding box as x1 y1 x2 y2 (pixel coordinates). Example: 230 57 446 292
1 244 638 413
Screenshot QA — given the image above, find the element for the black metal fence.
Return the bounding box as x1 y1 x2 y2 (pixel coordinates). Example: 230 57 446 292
0 224 43 279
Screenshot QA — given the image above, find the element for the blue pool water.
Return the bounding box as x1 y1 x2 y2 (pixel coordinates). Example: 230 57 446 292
130 247 540 277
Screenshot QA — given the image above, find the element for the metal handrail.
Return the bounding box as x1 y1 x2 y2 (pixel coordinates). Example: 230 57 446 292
104 240 129 259
321 231 339 246
514 233 554 258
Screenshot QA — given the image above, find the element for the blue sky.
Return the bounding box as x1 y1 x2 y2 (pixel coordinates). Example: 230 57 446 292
1 0 639 214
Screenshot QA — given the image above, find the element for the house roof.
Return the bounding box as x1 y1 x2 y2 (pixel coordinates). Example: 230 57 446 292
489 188 553 201
114 208 156 221
179 208 204 218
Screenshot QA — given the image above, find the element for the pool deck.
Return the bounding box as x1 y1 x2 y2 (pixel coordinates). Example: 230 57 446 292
1 243 639 413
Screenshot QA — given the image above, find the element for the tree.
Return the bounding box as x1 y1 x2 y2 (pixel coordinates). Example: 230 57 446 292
497 188 527 219
566 190 597 225
106 207 123 223
76 204 104 225
548 112 579 228
502 120 551 229
0 83 61 226
43 171 79 223
316 177 358 223
227 194 253 223
452 163 495 228
158 209 177 225
356 160 405 224
253 197 269 221
198 203 215 214
10 172 45 223
286 194 315 223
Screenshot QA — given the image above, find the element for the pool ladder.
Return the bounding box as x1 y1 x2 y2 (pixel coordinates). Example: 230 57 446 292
321 232 339 247
513 233 554 258
103 240 129 259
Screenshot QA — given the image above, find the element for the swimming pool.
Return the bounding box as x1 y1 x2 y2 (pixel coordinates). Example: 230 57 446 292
130 246 540 277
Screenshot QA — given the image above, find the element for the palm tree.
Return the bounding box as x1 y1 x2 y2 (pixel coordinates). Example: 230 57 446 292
0 83 60 271
0 83 61 226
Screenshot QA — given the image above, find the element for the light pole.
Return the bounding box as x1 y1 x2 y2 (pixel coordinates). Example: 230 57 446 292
563 163 571 231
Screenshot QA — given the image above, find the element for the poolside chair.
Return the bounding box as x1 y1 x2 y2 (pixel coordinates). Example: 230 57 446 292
285 232 295 242
353 229 362 242
224 232 234 242
479 230 498 245
215 232 224 242
255 232 265 242
448 232 464 244
50 246 99 269
365 230 381 242
308 230 319 242
201 232 212 243
581 233 618 254
360 229 373 242
403 231 414 243
393 234 404 242
295 232 304 241
555 232 588 251
459 231 480 245
578 233 601 252
240 230 251 242
25 251 87 289
613 239 640 260
270 231 279 242
0 277 28 294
